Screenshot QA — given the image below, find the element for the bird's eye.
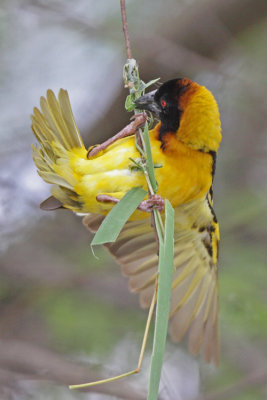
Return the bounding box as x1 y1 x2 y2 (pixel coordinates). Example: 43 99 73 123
161 99 167 108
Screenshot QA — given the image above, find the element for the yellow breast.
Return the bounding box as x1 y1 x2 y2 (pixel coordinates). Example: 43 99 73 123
67 124 213 219
151 129 213 207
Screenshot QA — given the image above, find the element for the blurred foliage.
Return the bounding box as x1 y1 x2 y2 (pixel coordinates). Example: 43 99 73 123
38 289 145 355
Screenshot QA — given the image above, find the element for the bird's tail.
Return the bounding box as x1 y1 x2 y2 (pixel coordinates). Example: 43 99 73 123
31 89 86 211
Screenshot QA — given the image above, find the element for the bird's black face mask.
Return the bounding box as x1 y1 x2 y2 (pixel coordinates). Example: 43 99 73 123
135 80 184 135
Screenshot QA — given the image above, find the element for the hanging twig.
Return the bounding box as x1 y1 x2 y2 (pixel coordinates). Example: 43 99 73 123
120 0 132 59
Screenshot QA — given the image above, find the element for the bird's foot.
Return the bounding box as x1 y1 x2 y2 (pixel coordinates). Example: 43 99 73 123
138 195 165 212
96 194 120 205
130 112 147 121
87 113 147 158
96 193 165 213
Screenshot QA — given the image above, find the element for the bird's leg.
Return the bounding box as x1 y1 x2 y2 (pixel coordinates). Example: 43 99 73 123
96 194 165 212
96 194 120 205
87 113 147 158
69 284 157 389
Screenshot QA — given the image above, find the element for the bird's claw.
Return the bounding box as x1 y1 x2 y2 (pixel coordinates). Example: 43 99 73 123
130 112 147 122
138 195 165 212
96 193 165 213
87 144 101 158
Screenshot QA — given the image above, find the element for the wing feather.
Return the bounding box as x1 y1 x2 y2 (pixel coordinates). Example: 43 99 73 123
83 195 220 364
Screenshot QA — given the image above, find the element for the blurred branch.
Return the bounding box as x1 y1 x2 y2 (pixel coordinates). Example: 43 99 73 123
195 369 267 400
141 35 221 77
0 241 137 308
23 0 109 37
0 339 146 400
161 0 267 58
195 333 267 400
222 333 267 376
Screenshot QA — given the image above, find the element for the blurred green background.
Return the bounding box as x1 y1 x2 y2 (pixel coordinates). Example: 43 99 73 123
0 0 266 399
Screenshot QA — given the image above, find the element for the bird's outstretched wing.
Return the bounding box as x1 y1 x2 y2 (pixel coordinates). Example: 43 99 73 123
83 194 220 365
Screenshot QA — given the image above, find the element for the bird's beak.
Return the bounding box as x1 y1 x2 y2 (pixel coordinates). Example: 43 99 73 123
135 90 161 117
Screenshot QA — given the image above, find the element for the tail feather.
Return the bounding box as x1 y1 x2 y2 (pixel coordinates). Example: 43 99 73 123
31 89 84 152
32 89 86 210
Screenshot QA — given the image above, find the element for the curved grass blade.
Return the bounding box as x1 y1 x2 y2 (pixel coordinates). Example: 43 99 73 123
91 187 147 246
148 200 174 400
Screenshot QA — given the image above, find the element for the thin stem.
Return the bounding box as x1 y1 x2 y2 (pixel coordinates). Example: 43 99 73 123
69 370 138 390
154 210 165 238
134 123 163 246
69 285 157 390
120 0 132 59
137 287 157 370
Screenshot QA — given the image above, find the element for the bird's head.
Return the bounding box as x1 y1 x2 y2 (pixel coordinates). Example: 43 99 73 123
135 78 222 152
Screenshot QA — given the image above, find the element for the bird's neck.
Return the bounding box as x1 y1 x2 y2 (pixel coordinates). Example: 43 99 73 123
177 85 222 153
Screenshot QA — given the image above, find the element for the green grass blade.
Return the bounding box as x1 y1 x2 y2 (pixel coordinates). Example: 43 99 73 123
91 187 147 246
147 200 174 400
143 122 158 193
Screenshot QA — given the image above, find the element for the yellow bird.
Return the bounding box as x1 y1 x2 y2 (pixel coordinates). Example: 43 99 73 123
31 78 222 365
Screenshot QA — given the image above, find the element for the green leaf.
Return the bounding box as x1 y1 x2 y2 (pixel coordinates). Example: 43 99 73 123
147 200 174 400
91 187 147 246
144 77 160 89
125 94 136 111
143 122 158 193
128 157 144 172
138 80 146 92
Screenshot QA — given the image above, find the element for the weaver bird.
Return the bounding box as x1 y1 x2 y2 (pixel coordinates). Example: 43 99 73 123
31 78 222 365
